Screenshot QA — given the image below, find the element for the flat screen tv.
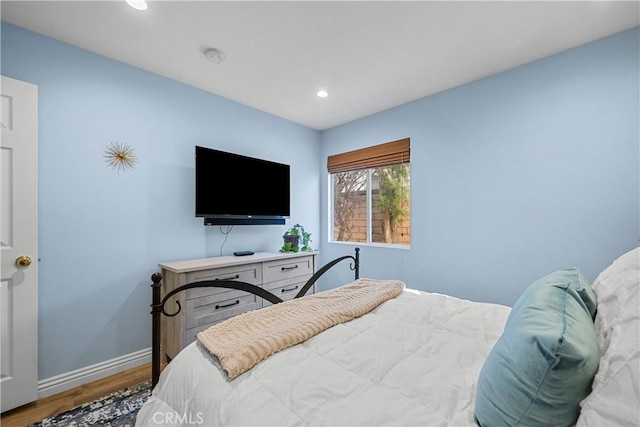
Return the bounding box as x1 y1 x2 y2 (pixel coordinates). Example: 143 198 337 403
195 145 290 225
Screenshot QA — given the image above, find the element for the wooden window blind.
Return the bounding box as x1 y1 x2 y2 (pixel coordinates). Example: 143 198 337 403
327 138 410 173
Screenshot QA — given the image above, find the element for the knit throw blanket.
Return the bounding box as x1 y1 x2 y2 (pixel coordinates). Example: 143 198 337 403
197 278 405 379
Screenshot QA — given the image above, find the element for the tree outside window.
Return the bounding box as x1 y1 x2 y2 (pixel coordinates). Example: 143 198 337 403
372 163 410 244
332 170 367 242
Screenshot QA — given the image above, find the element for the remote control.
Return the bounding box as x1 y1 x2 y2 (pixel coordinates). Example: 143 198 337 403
233 251 255 256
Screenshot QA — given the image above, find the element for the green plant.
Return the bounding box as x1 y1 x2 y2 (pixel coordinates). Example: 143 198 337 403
281 223 312 252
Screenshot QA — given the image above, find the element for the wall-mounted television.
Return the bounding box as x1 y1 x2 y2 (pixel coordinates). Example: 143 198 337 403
195 145 290 225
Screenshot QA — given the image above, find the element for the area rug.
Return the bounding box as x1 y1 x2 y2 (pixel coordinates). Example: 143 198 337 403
29 380 151 427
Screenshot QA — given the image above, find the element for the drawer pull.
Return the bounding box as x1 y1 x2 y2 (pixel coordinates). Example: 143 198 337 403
215 300 240 309
215 274 240 281
282 285 299 293
281 265 299 271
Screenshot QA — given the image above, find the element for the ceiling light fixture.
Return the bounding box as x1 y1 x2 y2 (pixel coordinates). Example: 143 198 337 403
126 0 148 11
317 90 328 98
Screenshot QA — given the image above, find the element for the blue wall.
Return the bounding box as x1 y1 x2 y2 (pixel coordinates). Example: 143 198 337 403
319 27 639 306
1 22 321 379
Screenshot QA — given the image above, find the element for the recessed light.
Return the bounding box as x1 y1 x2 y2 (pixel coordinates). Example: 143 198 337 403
317 90 328 98
126 0 148 10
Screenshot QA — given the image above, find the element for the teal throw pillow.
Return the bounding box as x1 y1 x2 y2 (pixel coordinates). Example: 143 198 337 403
474 268 599 427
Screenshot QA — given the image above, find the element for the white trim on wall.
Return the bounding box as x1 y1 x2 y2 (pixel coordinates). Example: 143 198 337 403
38 348 151 398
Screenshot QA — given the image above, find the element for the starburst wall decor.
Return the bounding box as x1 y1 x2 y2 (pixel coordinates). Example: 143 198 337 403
104 141 137 172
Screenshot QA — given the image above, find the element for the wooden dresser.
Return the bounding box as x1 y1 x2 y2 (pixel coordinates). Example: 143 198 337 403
158 251 318 360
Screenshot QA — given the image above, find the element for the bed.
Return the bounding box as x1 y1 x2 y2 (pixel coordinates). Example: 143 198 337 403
136 247 639 427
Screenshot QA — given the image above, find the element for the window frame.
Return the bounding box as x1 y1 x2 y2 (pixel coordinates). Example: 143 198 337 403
327 138 411 248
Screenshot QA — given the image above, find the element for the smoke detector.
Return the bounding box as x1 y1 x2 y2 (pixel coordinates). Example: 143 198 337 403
204 48 226 64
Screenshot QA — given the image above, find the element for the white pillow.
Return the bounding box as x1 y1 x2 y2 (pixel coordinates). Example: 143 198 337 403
577 247 640 427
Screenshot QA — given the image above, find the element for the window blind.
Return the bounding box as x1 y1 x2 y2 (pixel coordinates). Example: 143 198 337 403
327 138 410 173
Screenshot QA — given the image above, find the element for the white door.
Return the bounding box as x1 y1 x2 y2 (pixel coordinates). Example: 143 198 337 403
0 76 38 412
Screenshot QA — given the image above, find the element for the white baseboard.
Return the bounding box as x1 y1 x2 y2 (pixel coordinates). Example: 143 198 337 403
38 347 151 399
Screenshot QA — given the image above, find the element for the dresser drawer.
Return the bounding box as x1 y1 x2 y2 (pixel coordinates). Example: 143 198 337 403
185 322 218 346
185 318 237 346
262 255 314 284
185 263 262 300
186 289 261 329
262 276 313 307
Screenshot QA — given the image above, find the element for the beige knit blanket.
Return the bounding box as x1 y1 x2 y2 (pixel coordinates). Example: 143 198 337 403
197 278 405 379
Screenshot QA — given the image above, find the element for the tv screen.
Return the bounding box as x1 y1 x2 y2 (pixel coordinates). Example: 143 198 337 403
195 146 290 225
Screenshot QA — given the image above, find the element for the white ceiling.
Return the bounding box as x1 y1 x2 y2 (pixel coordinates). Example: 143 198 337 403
2 1 639 130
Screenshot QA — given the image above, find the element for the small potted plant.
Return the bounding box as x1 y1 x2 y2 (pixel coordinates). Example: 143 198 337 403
281 223 312 253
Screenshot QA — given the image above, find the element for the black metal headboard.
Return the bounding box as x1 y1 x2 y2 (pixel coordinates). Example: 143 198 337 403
149 247 360 387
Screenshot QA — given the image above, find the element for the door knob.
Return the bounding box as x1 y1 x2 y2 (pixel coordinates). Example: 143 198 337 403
15 255 32 267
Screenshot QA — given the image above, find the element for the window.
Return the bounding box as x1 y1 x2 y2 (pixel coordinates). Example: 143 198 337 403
328 138 410 246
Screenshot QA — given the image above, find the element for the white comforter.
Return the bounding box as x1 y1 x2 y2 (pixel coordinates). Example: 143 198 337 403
136 289 511 427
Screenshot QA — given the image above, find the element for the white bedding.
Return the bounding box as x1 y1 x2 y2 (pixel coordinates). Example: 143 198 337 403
577 247 640 427
136 289 511 426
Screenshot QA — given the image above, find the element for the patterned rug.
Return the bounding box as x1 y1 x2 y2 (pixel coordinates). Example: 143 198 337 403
29 380 151 427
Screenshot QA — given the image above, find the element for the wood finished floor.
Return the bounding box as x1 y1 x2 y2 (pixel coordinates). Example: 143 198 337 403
1 363 151 427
